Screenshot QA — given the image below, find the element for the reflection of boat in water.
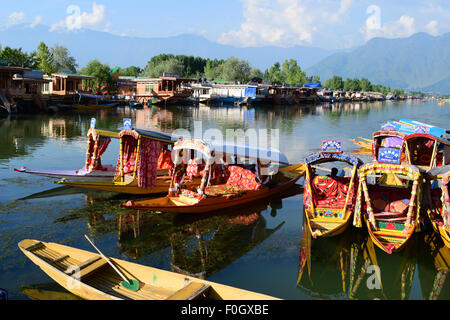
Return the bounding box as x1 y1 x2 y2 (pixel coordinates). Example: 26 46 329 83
418 232 450 300
19 239 278 300
117 188 300 279
122 138 300 213
297 214 418 300
20 283 81 300
303 139 363 238
297 213 356 299
14 127 119 182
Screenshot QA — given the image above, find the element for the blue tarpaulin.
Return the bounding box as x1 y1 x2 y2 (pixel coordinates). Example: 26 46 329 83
304 83 322 88
244 87 256 97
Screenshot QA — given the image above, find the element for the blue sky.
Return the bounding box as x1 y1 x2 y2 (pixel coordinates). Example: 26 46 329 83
1 0 449 49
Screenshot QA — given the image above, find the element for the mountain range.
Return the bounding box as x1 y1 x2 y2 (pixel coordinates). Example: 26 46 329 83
0 25 448 93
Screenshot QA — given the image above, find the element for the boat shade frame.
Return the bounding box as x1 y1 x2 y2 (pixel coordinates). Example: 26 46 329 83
119 129 173 144
305 151 363 167
353 161 422 231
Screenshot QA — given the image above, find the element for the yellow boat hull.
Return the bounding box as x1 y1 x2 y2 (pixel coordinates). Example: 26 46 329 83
18 239 279 300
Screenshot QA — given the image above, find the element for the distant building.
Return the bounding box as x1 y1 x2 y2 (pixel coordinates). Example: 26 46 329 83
42 73 96 96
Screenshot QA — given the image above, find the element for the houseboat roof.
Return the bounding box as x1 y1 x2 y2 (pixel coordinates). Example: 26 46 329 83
0 66 32 72
51 73 96 80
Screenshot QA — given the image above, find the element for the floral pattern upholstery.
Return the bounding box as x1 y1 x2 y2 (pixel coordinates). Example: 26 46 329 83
157 149 173 170
312 176 352 208
186 158 206 178
225 165 261 191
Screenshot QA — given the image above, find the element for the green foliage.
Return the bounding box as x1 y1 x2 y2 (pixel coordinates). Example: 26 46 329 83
50 44 78 73
324 76 344 90
360 78 373 92
141 56 185 78
80 59 114 92
264 59 307 86
0 46 37 68
118 66 142 77
219 57 252 82
34 42 55 75
343 78 361 91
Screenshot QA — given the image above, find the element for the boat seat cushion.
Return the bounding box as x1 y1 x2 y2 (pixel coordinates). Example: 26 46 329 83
312 176 352 208
186 158 206 178
369 187 410 214
157 150 173 170
225 166 261 191
204 184 245 197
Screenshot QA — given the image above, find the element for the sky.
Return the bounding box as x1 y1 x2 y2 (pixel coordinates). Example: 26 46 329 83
0 0 449 49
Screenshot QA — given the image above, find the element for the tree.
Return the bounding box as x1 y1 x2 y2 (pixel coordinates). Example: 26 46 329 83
344 78 361 91
141 57 185 78
267 62 284 84
119 66 142 77
324 76 344 90
80 59 113 92
282 59 306 86
35 42 55 75
50 44 78 73
360 78 373 92
219 57 251 82
0 46 36 68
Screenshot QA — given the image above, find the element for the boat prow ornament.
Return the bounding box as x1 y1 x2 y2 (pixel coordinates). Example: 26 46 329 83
321 139 343 153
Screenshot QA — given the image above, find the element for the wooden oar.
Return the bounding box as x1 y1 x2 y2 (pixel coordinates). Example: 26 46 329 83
84 234 139 291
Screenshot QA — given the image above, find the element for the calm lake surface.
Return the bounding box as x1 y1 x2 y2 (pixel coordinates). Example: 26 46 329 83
1 100 449 300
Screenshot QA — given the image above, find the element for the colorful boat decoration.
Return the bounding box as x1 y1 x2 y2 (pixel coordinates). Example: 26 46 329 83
303 139 363 238
18 239 279 300
57 126 183 194
14 126 119 182
353 162 423 254
121 138 300 214
424 170 450 249
404 132 450 173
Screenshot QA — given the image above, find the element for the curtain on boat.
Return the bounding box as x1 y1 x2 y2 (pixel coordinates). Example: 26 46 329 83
86 135 111 172
137 137 162 189
115 135 138 179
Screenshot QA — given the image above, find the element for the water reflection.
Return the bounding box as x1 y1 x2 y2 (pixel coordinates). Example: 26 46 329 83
297 212 450 300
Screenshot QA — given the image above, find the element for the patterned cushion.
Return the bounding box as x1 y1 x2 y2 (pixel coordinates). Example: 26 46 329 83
157 150 173 170
225 166 261 191
186 158 206 178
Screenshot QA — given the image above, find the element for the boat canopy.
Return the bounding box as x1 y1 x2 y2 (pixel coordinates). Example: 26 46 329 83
172 138 290 165
305 151 363 167
358 162 421 180
119 128 174 144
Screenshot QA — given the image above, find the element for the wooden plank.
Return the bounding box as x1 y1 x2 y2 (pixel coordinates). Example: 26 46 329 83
166 282 210 300
65 256 102 274
25 241 43 251
48 255 69 264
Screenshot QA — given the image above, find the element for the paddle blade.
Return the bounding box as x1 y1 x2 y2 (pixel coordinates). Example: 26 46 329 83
121 279 140 291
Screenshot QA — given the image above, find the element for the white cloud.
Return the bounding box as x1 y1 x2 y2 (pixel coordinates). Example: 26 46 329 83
425 20 439 36
360 11 416 40
29 16 42 28
7 11 25 27
218 0 353 47
50 2 106 32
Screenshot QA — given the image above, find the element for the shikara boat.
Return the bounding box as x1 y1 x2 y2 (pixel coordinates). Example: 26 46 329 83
121 138 300 213
424 170 450 249
303 139 363 238
353 162 423 254
57 127 185 194
18 239 278 300
14 127 119 182
73 93 118 111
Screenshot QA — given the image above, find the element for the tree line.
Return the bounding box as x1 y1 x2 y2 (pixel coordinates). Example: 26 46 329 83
0 42 422 96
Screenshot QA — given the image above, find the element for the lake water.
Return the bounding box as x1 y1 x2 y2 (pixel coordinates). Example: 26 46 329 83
0 100 449 300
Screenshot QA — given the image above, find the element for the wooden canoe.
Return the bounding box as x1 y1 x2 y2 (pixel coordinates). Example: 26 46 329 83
121 176 301 213
18 239 279 300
